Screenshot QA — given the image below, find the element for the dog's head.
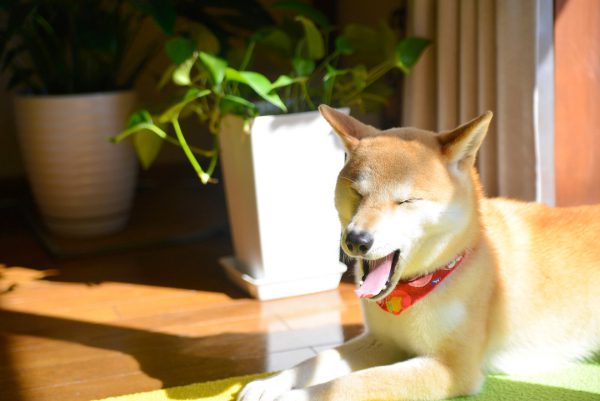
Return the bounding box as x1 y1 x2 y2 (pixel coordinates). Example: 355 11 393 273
319 105 492 301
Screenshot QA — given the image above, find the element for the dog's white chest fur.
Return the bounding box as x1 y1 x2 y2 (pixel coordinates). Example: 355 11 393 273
363 295 467 355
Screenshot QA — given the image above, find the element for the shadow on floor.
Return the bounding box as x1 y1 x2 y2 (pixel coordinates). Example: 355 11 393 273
0 308 362 400
0 330 22 401
1 203 248 298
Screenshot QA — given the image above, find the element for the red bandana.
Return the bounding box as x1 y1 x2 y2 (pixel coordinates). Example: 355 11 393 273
376 251 467 315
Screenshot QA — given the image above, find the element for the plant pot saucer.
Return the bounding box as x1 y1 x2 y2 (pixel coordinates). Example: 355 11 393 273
219 256 347 301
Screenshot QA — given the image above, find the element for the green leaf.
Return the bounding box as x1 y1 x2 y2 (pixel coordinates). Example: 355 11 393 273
113 111 169 165
134 130 164 169
220 94 259 118
198 51 227 88
172 56 195 85
292 57 315 76
136 0 176 35
158 65 176 89
165 37 196 65
113 122 167 143
295 16 325 60
158 88 211 123
271 75 295 89
251 27 293 56
351 65 368 91
335 35 354 55
184 87 211 101
189 22 220 54
395 37 431 73
127 110 153 128
225 68 287 112
273 0 331 28
342 23 395 66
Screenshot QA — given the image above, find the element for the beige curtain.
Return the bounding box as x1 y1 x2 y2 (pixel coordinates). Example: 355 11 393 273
402 0 552 201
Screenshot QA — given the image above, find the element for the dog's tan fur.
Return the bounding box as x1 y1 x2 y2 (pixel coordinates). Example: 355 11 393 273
238 106 600 401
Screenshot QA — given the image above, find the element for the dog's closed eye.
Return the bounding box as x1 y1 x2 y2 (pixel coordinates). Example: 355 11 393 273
350 187 363 199
395 198 422 206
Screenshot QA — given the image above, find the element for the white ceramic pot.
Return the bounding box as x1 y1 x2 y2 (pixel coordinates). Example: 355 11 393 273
218 110 348 300
14 91 138 238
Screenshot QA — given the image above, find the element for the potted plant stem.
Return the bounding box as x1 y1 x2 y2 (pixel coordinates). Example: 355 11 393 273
0 0 176 237
114 2 429 298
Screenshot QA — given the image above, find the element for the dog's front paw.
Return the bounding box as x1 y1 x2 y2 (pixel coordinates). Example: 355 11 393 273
237 372 294 401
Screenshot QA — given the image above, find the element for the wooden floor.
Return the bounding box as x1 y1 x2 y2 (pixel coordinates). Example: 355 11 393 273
0 170 364 401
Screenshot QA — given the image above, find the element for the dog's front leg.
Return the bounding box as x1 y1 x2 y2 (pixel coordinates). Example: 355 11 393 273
237 333 400 401
275 355 483 401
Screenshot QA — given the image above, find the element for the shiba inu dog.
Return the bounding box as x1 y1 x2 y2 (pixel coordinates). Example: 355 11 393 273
237 106 600 401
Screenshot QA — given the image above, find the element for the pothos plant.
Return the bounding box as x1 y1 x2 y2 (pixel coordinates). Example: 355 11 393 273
113 2 430 184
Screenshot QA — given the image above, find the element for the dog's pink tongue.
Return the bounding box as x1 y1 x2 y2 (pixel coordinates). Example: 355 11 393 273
355 255 393 298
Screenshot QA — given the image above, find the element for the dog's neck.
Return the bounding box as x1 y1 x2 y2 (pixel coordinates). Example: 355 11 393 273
376 250 468 315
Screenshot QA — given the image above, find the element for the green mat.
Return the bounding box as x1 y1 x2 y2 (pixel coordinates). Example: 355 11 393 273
96 361 600 400
457 361 600 400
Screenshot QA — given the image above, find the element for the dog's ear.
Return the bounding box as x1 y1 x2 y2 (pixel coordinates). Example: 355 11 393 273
438 111 493 169
319 104 373 151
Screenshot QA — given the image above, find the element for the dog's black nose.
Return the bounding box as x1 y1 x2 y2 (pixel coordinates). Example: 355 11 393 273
345 230 374 254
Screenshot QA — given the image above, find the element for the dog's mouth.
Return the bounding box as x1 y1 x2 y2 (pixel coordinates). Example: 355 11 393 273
355 250 400 300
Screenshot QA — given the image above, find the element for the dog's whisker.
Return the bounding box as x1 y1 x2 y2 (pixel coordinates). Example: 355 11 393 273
339 175 359 185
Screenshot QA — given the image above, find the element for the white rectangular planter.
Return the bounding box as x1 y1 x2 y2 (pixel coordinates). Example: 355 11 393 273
219 110 348 300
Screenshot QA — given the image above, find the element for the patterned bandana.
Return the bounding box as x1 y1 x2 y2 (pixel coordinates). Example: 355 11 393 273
376 251 467 315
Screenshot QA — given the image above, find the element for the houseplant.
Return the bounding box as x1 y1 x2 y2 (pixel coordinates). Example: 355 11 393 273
115 2 429 298
0 0 179 237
